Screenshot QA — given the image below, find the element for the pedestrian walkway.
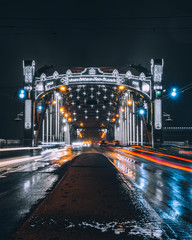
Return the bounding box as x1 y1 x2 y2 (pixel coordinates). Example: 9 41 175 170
10 153 167 240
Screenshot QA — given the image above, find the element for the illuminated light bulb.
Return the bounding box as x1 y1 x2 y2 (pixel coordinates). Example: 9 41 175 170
138 108 145 115
37 105 43 111
52 100 56 105
119 85 125 90
59 86 66 91
127 99 132 106
59 107 64 113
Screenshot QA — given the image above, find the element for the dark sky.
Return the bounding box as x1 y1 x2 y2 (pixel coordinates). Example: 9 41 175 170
0 0 192 139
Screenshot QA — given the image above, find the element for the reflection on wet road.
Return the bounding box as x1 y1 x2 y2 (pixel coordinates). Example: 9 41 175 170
0 146 77 240
0 146 192 239
103 147 192 237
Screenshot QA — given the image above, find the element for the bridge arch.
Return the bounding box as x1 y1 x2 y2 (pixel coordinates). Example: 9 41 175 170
21 60 164 147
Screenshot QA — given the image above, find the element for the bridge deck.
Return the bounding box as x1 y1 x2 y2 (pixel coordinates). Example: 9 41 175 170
10 151 168 240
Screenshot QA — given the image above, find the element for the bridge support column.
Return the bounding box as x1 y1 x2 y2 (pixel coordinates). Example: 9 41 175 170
119 109 123 144
122 114 125 144
42 119 45 143
22 60 35 147
46 109 49 143
55 93 58 141
126 104 130 145
132 99 136 145
136 121 139 145
115 125 120 142
130 105 133 145
124 106 128 145
49 104 53 142
140 118 144 146
151 59 164 146
64 123 70 144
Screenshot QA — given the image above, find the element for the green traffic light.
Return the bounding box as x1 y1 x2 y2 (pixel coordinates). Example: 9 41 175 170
155 90 162 98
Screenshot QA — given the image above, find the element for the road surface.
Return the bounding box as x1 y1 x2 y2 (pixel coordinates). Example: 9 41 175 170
0 146 191 239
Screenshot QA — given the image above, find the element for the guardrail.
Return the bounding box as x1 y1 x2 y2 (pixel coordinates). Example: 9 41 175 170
0 147 42 159
0 143 66 159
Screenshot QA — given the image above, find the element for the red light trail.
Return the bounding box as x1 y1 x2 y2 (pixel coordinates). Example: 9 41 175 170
118 149 192 172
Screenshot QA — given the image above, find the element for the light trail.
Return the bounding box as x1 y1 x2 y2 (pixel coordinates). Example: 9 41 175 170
132 148 192 163
118 149 192 172
0 156 41 168
179 150 192 155
0 147 41 152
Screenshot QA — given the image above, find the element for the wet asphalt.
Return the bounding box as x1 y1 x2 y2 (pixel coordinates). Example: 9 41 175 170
102 146 192 238
0 148 76 240
0 147 191 239
9 151 172 240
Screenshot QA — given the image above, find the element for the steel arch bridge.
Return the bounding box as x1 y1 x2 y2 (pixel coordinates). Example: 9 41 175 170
21 59 164 146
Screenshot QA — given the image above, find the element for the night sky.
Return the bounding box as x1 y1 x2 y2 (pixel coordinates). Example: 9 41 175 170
0 0 192 139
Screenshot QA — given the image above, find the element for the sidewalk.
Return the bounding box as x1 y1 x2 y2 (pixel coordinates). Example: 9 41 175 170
10 152 167 240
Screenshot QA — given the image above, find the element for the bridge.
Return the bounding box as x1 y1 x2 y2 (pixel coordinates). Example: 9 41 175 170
1 59 192 239
21 59 164 147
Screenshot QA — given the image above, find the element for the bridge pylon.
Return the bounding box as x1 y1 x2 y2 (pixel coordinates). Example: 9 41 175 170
151 59 164 146
22 60 35 146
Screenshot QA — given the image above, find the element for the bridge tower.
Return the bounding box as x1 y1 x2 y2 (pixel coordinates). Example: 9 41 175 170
151 59 164 146
22 60 35 146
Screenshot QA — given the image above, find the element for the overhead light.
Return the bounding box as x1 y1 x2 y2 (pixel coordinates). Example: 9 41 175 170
59 107 64 114
119 85 125 91
127 99 132 106
59 86 66 92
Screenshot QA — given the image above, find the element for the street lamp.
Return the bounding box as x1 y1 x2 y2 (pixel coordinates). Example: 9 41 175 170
170 87 177 98
59 86 66 92
18 89 26 100
52 100 56 105
127 99 132 106
37 105 43 112
138 108 146 116
59 107 64 114
119 85 125 91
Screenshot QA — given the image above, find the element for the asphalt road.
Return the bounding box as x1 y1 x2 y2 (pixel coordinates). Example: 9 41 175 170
10 150 169 240
0 147 77 240
0 146 191 239
102 146 192 238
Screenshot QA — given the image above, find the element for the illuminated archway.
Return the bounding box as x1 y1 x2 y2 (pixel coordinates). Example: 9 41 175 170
21 60 164 146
